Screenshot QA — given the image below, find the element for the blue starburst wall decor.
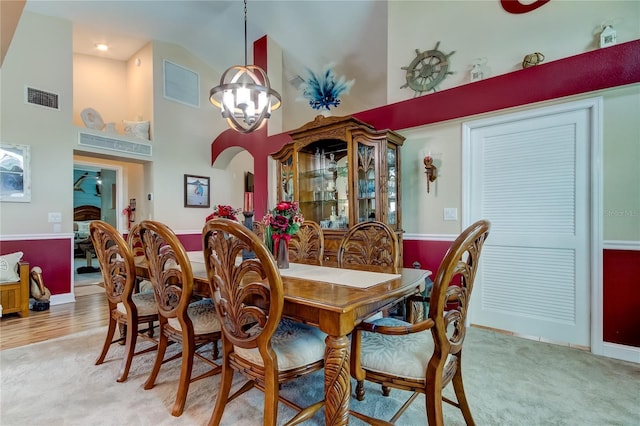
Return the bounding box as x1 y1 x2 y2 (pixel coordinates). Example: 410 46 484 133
299 64 355 111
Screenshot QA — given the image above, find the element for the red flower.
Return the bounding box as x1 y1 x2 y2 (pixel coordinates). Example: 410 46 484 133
271 215 290 232
206 204 240 222
261 201 303 236
276 201 293 211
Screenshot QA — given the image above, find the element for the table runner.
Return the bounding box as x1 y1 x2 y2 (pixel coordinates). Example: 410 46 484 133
188 251 400 289
278 262 401 288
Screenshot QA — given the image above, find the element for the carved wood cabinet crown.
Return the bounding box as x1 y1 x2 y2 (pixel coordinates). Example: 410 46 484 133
271 115 405 267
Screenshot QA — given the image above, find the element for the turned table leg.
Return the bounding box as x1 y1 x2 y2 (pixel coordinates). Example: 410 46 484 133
324 334 350 425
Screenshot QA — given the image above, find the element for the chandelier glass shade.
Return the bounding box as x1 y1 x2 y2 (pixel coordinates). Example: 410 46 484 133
209 0 281 134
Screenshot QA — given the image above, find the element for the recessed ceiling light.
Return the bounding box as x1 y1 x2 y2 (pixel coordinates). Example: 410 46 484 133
95 43 109 52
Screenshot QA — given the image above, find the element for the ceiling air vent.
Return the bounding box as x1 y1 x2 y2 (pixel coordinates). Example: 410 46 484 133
25 86 59 110
78 132 152 157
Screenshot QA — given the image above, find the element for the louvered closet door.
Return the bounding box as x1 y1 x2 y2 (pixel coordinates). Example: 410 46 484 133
466 105 591 347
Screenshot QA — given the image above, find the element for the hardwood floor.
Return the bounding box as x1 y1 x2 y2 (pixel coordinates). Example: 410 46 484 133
0 292 108 351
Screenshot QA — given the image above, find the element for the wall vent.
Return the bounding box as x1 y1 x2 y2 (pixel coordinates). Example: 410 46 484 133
25 86 59 109
78 132 152 157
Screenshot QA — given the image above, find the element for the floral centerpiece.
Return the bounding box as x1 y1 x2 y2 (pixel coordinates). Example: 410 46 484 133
206 204 241 222
261 201 303 268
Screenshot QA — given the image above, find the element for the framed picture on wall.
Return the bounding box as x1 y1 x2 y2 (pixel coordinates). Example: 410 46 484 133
184 174 210 208
0 143 31 202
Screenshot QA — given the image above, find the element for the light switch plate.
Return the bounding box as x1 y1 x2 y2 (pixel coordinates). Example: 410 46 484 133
48 212 62 223
444 208 457 221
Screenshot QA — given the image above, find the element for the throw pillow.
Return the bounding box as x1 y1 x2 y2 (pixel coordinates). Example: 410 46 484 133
123 120 150 140
75 221 91 239
0 251 24 283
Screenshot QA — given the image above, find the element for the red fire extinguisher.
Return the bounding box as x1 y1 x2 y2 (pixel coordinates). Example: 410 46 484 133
123 198 136 230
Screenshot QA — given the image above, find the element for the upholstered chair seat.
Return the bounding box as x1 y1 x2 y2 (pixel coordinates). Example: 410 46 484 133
359 317 452 380
116 291 158 317
167 298 221 335
235 319 326 370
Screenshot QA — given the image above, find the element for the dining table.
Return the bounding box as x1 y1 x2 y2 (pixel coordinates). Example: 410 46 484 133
136 251 431 425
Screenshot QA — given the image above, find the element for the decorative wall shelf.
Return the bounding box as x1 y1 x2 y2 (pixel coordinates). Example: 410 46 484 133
355 39 640 132
78 129 152 157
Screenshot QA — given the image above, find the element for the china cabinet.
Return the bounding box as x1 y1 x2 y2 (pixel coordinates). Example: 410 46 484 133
271 115 405 266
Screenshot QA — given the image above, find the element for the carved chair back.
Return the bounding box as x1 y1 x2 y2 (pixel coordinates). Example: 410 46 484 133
252 221 266 244
127 222 145 260
429 219 490 362
289 220 324 265
337 220 399 273
138 220 194 323
90 220 136 310
202 218 283 353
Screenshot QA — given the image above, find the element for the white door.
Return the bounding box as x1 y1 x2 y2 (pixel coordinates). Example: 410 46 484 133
463 99 599 347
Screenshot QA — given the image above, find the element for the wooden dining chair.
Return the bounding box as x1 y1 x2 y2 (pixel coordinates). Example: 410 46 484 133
127 222 145 260
202 218 326 426
288 219 324 265
252 220 266 243
89 220 158 383
349 220 491 425
337 220 399 273
138 220 222 417
338 220 403 320
127 222 152 293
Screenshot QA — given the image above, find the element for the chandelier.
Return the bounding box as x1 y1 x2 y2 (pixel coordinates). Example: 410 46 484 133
209 0 281 133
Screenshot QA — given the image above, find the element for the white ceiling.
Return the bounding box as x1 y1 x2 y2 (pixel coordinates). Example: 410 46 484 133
23 0 389 110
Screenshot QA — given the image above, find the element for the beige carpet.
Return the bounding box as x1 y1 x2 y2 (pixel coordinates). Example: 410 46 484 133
1 327 638 425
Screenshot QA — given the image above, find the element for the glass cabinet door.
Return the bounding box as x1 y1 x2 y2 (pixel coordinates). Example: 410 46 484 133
356 142 377 223
279 155 294 202
386 145 398 228
297 141 349 230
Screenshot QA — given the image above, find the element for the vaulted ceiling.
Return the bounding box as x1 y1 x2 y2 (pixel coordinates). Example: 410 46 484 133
22 0 390 111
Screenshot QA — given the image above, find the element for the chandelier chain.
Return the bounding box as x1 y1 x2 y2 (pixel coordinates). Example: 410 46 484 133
209 0 281 133
244 0 248 67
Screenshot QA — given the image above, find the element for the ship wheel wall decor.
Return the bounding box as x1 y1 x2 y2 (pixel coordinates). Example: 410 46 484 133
401 41 455 95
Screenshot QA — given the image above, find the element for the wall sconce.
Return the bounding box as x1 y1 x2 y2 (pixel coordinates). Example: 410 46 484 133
424 154 437 193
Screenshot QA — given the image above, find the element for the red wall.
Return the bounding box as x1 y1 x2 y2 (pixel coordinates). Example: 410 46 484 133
0 238 71 295
402 239 453 274
177 233 202 252
603 249 640 347
0 233 211 297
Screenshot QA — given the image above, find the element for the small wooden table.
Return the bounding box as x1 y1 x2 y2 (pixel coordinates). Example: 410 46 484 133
137 254 430 425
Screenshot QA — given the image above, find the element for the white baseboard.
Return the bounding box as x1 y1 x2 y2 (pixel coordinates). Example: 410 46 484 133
50 293 75 306
602 342 640 363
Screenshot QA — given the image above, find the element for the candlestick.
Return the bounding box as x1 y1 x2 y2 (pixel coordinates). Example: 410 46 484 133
244 192 254 212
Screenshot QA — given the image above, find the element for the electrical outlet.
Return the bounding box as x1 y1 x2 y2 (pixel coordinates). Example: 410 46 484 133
443 208 457 221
